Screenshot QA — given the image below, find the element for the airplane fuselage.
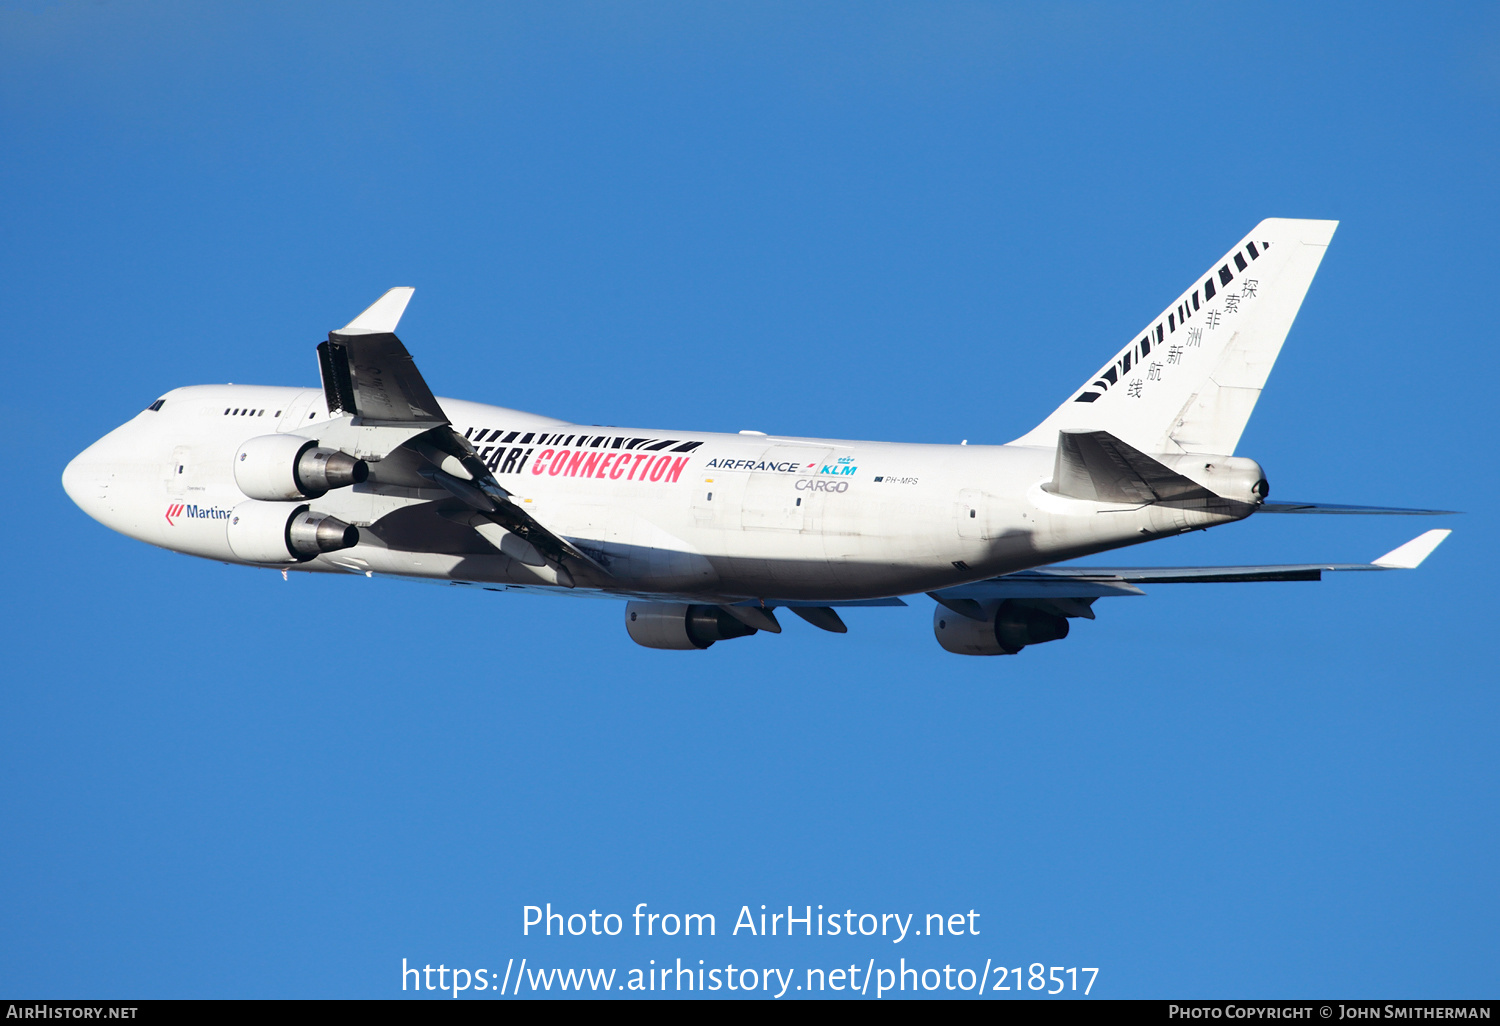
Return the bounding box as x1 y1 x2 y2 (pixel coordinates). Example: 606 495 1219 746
64 383 1247 602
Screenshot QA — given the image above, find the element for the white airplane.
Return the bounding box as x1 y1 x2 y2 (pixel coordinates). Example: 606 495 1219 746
63 218 1453 654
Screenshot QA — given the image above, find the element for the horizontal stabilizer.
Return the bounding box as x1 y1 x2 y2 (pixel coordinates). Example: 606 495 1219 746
1052 429 1218 505
1258 501 1457 515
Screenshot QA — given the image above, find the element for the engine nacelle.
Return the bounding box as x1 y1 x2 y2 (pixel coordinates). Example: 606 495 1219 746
933 600 1070 656
226 500 360 564
234 434 368 501
625 601 758 650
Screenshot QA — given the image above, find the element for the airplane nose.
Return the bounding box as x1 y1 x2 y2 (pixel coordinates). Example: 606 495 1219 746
65 412 165 535
62 437 116 524
61 450 90 507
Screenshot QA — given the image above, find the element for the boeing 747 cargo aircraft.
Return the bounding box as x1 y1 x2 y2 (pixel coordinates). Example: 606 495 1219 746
62 219 1452 653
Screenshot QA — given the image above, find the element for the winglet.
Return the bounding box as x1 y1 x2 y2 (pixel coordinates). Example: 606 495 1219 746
337 287 415 335
1372 529 1452 569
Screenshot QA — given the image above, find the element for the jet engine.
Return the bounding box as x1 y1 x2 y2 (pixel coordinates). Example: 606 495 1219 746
933 600 1070 656
625 601 758 650
234 434 367 501
226 500 360 563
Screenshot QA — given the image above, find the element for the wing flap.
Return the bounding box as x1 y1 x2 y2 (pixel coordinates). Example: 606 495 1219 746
756 597 910 608
320 288 448 425
936 575 1146 599
320 332 448 424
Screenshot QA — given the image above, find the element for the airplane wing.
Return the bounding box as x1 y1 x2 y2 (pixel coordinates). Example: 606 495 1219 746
318 286 453 426
929 529 1451 620
313 288 608 585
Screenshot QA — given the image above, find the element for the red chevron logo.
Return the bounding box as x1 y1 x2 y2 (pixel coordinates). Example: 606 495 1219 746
165 503 184 526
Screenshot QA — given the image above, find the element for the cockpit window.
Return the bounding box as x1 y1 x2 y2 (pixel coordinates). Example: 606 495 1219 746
147 399 166 412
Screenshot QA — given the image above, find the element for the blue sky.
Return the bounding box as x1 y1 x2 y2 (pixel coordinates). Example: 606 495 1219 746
2 1 1496 999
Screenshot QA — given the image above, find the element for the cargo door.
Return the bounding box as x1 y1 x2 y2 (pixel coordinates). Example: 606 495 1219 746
741 445 828 531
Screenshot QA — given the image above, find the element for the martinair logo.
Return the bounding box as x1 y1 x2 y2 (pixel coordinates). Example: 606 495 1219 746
165 503 231 526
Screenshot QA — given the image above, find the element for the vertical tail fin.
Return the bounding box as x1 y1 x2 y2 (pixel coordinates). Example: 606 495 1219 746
1012 218 1338 456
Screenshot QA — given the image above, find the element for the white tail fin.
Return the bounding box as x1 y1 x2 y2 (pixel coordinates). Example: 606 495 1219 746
1012 218 1338 456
